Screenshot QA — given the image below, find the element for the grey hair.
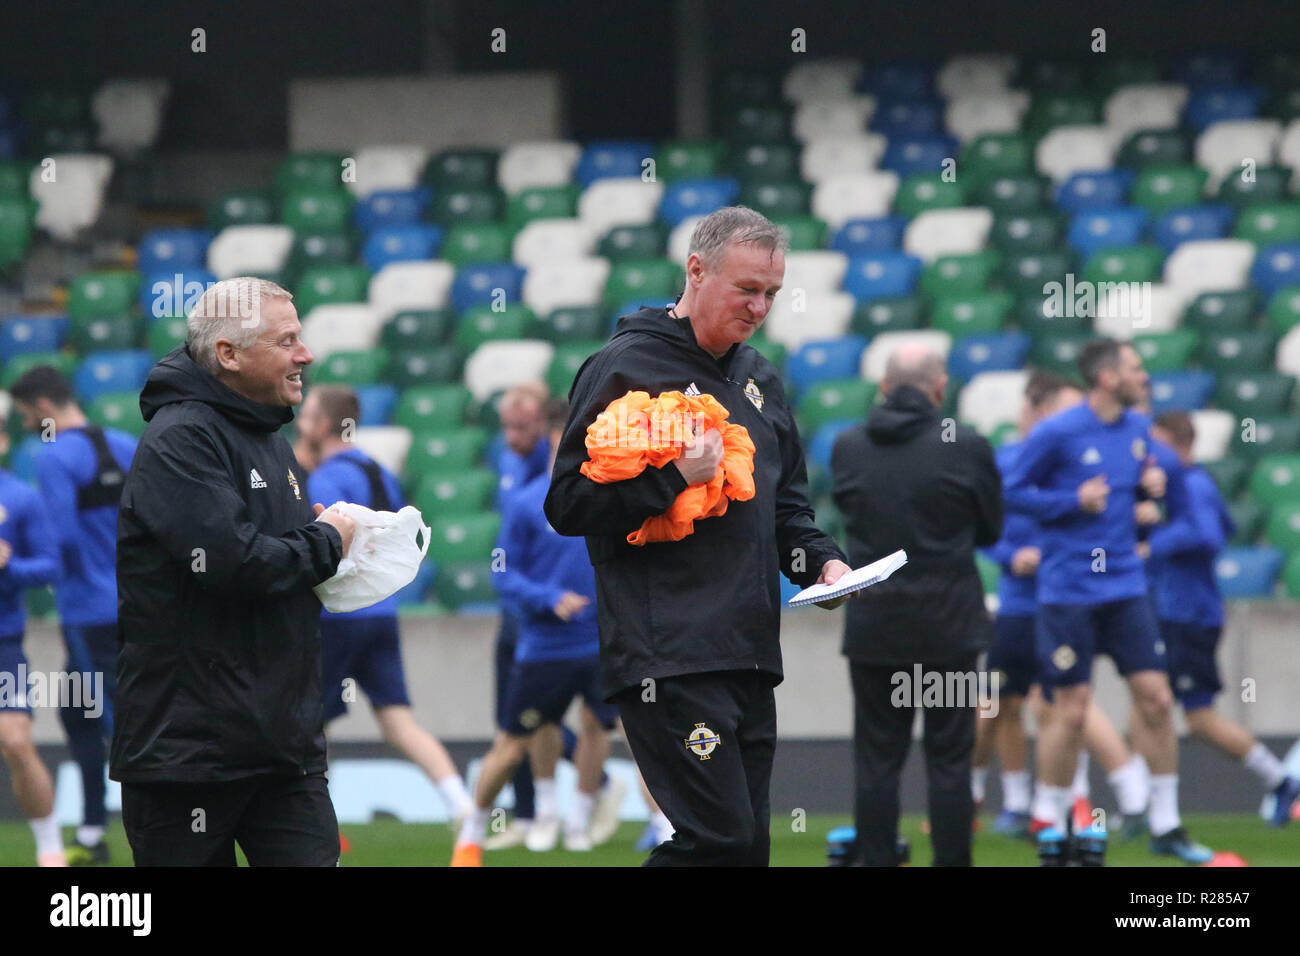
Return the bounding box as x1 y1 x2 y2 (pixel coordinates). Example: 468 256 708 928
687 205 790 272
187 277 293 374
882 344 947 393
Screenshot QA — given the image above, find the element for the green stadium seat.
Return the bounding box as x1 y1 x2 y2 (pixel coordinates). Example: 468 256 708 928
294 264 371 314
919 251 1001 299
1013 294 1091 337
68 271 139 320
1227 498 1266 545
603 259 682 309
1132 329 1198 373
894 174 966 217
1217 166 1291 207
1266 286 1300 334
424 149 499 191
281 189 353 234
816 503 844 544
69 314 143 354
657 140 726 182
1214 373 1296 419
1091 59 1162 94
1027 332 1093 376
851 295 926 335
431 187 504 226
310 348 388 385
990 212 1062 252
976 552 1001 594
380 309 456 350
439 222 515 267
930 291 1013 337
1203 456 1250 499
1182 289 1259 332
1233 416 1300 462
208 189 276 230
1285 552 1300 599
1265 87 1300 122
394 384 471 432
531 306 606 343
990 421 1020 448
797 378 876 434
772 216 827 252
0 160 31 198
275 152 346 197
972 174 1049 214
1025 91 1101 133
454 305 535 351
407 428 491 483
1249 454 1300 506
426 513 501 565
546 340 605 396
961 133 1033 187
722 104 791 143
714 73 783 112
1 351 76 388
506 185 580 227
1131 166 1207 215
148 315 190 359
738 180 811 219
727 142 801 184
285 233 355 289
1023 60 1087 91
599 223 667 262
1116 129 1190 169
1233 202 1300 245
1196 330 1278 374
88 391 146 437
386 347 466 387
999 250 1073 294
466 391 506 430
432 560 499 610
745 334 787 369
0 197 33 268
1081 244 1164 285
413 469 497 518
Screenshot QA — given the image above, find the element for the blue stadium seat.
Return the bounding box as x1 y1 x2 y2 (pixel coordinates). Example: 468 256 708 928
609 297 675 331
137 228 213 275
1250 243 1300 297
360 224 441 271
1215 546 1285 598
7 435 43 484
354 383 399 426
74 350 154 403
1149 370 1217 413
843 252 923 302
1066 207 1149 258
1184 84 1266 130
786 335 870 396
779 574 802 605
880 135 958 178
1 315 67 361
353 187 432 233
947 331 1031 381
139 268 218 318
395 559 435 605
575 141 654 187
831 216 907 255
870 98 943 136
859 62 934 99
808 418 860 470
659 177 740 227
0 129 18 160
1151 204 1234 252
1055 169 1135 214
1174 53 1242 87
450 262 525 313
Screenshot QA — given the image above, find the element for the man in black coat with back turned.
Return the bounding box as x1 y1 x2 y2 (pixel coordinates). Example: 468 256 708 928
831 342 1002 866
112 277 356 866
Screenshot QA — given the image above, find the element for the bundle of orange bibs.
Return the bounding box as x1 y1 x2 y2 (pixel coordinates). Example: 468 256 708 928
580 390 756 546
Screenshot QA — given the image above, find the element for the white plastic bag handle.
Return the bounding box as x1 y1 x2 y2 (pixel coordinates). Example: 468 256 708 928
396 505 431 559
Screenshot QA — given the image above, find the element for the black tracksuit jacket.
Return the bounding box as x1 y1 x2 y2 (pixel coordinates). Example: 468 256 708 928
110 347 343 783
544 307 847 697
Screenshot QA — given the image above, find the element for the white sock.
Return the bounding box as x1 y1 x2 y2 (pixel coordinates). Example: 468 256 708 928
1108 754 1150 816
1243 742 1286 790
437 773 472 814
1070 751 1090 800
29 812 62 856
971 766 988 803
1033 783 1069 829
457 806 490 846
1148 773 1181 836
76 825 104 846
567 790 595 835
535 778 558 820
650 810 674 841
1002 770 1031 813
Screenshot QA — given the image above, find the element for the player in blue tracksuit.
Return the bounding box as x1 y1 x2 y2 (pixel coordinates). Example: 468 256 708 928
1003 339 1211 862
0 431 66 866
10 365 135 865
1146 411 1300 826
295 385 473 822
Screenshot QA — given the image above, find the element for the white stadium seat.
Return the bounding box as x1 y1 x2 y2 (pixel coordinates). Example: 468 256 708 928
861 330 953 383
958 370 1029 436
354 426 413 477
945 91 1031 144
1275 118 1300 177
1276 325 1300 378
368 260 456 319
935 54 1018 99
783 59 861 103
463 340 555 402
761 291 854 352
346 145 428 198
497 140 582 194
903 207 993 261
300 304 382 363
206 225 294 280
92 79 169 153
668 215 703 267
1093 283 1187 337
29 153 114 240
1103 84 1189 139
792 97 876 141
1196 120 1282 191
1035 125 1118 182
780 250 849 295
1163 239 1256 298
1189 409 1235 462
800 134 888 183
577 177 663 237
812 171 900 230
512 218 597 268
521 257 611 316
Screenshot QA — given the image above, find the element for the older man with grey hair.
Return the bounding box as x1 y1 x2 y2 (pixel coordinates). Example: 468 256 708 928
111 276 356 866
830 342 1003 866
545 205 850 866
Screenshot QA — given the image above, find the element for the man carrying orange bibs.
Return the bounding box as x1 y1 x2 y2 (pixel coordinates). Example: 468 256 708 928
544 206 851 867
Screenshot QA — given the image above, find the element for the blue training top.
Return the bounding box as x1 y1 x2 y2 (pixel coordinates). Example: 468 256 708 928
1146 465 1233 629
0 469 60 637
982 440 1041 618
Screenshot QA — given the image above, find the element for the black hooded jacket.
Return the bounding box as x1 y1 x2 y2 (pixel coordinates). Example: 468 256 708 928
831 384 1003 665
110 346 343 783
544 307 847 697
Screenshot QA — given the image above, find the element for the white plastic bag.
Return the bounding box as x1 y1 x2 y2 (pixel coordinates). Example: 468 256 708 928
313 502 431 613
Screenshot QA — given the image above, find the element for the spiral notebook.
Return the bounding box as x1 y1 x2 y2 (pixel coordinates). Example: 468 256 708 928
787 549 908 607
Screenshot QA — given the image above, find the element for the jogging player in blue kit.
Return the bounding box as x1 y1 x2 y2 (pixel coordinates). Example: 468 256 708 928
10 365 136 865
